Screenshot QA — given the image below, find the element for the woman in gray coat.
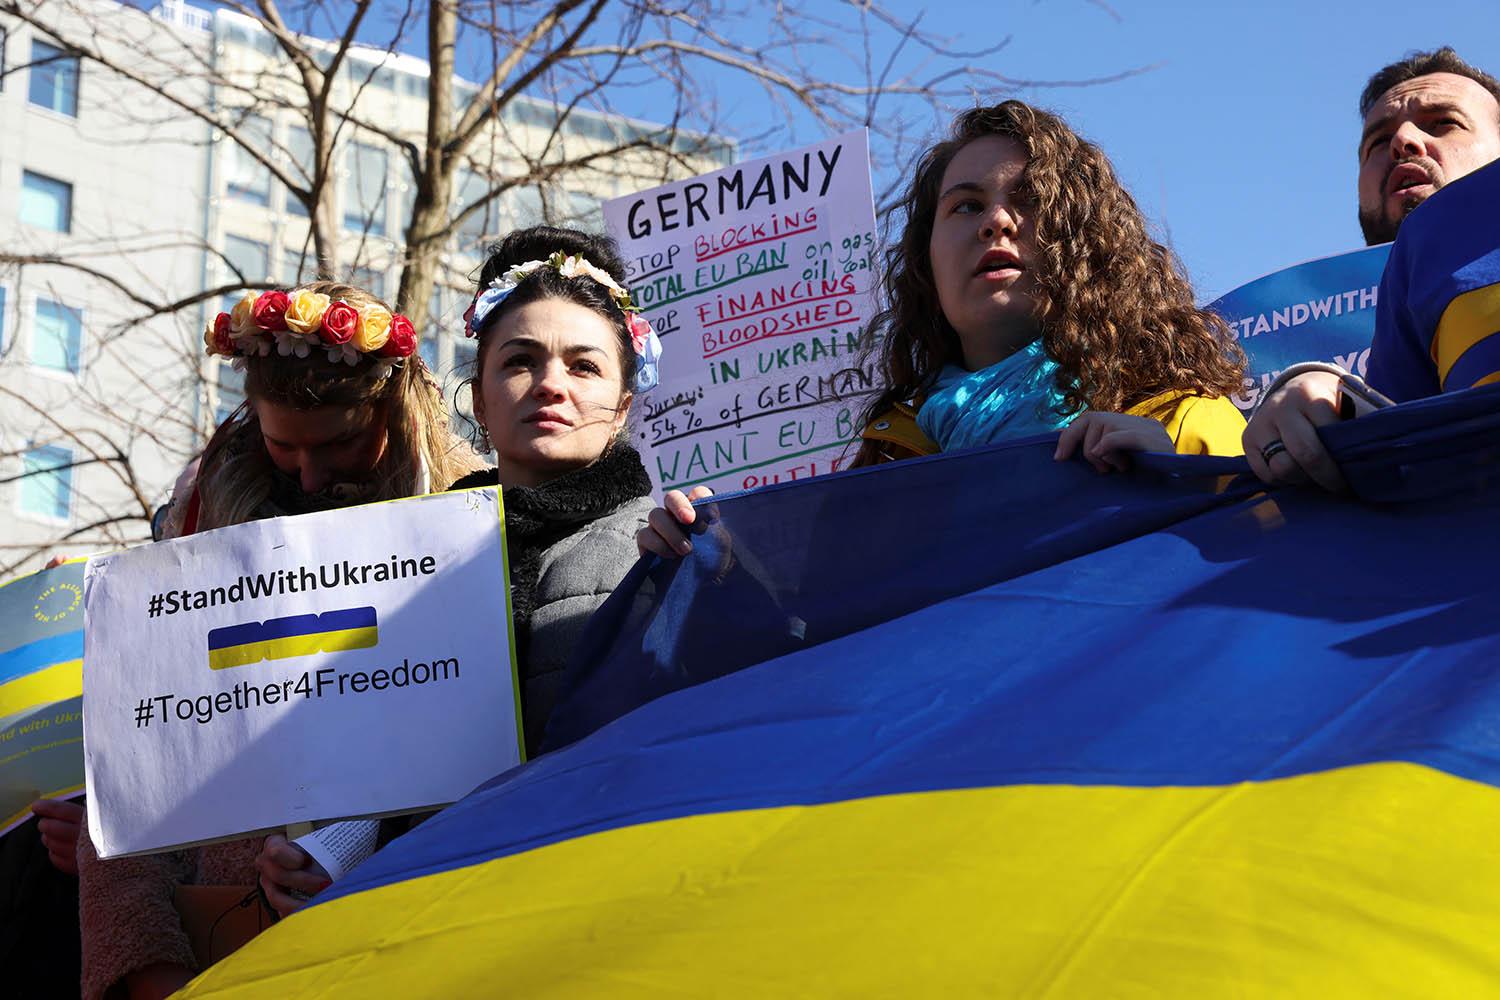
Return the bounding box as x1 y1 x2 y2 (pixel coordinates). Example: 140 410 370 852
448 223 661 754
257 225 662 914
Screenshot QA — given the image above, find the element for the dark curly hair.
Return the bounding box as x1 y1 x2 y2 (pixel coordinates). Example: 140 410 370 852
469 225 638 389
463 226 640 447
853 101 1245 465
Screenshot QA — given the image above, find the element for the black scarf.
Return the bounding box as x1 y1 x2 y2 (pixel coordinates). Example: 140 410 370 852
448 444 652 666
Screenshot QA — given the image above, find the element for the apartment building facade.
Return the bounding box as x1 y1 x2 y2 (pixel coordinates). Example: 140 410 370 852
0 0 211 574
0 0 731 575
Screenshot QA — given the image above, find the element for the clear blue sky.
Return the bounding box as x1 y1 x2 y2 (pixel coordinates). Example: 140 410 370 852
916 0 1500 299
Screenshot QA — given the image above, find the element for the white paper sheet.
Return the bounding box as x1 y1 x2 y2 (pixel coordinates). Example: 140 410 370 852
604 129 880 496
82 487 520 858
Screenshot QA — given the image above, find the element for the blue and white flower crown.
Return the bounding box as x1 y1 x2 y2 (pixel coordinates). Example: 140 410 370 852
464 251 663 393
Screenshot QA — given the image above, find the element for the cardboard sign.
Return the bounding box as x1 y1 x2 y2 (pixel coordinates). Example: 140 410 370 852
0 559 87 834
605 129 880 495
1208 244 1392 411
82 488 519 858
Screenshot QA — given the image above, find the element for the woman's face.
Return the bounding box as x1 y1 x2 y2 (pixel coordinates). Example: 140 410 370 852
473 297 629 488
254 398 388 494
927 135 1041 370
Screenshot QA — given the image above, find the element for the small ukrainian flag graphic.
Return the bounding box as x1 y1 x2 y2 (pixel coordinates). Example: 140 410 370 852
207 607 378 670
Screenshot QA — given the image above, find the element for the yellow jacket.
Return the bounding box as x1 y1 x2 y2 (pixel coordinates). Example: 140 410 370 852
859 391 1246 464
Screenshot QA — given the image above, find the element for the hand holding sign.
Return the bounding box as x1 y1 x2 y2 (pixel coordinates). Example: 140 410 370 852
637 486 715 558
1242 369 1350 491
32 796 84 875
256 834 330 916
83 487 519 858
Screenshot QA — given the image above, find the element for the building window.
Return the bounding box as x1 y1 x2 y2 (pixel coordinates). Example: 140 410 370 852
20 444 74 522
286 125 315 218
451 333 477 381
221 234 269 311
349 266 386 300
449 335 479 441
420 286 445 373
0 286 7 350
398 165 417 242
507 98 556 131
564 190 602 229
19 170 72 233
283 246 314 285
455 169 502 251
32 298 83 374
226 114 272 206
510 185 546 230
224 234 270 282
419 329 441 374
28 39 79 117
215 361 245 427
344 142 388 234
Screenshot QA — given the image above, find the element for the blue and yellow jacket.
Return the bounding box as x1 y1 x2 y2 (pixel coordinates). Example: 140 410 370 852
859 390 1246 464
1367 158 1500 402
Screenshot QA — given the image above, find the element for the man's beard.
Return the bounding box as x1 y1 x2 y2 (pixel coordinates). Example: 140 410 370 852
1359 156 1444 246
1359 202 1410 246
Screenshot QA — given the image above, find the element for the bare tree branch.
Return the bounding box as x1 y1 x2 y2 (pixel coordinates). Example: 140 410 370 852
0 0 1144 574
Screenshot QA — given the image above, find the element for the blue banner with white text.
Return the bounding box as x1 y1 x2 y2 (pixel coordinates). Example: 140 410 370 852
1209 244 1391 411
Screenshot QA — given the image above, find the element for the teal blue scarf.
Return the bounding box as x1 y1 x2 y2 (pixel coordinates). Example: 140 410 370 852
916 339 1074 452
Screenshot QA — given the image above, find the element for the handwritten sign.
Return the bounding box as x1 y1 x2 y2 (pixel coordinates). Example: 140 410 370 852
605 129 879 495
0 559 86 835
82 488 520 858
1209 244 1392 411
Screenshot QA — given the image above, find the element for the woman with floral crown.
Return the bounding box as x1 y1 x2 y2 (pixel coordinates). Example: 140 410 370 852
166 279 480 534
76 278 483 1000
254 225 664 920
449 224 661 755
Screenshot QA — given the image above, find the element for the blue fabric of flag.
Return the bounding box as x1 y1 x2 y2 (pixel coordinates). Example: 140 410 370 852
174 384 1500 999
294 382 1500 902
1368 159 1500 401
548 381 1500 751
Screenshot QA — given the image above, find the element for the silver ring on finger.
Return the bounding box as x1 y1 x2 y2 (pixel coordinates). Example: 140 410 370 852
1260 439 1288 464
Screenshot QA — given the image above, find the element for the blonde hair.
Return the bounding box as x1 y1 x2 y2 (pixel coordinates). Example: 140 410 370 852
188 281 482 531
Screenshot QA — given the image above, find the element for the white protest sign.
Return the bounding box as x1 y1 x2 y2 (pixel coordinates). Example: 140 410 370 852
82 487 519 858
605 129 879 495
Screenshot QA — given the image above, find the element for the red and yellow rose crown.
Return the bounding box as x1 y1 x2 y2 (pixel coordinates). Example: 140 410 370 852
204 287 417 373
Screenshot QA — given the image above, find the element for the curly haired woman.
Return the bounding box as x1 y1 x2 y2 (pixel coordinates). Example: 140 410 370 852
639 101 1248 557
854 100 1247 471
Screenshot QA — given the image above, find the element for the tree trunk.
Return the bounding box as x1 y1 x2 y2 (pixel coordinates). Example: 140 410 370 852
308 106 341 279
395 0 458 318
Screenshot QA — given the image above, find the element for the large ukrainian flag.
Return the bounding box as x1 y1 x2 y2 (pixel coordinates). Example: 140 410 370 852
181 385 1500 998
